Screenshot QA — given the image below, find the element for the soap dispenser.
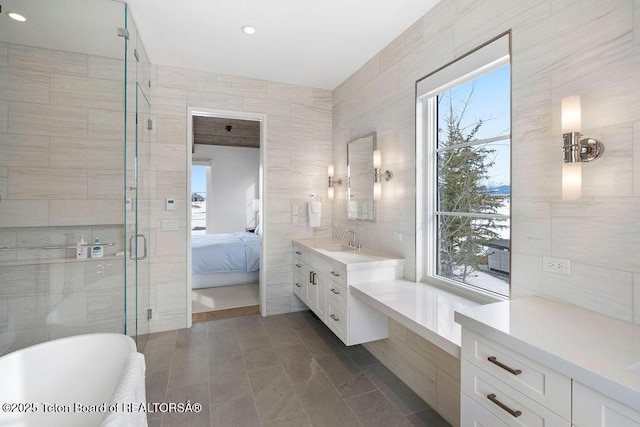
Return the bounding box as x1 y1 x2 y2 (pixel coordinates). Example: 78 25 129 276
91 237 103 258
76 235 88 260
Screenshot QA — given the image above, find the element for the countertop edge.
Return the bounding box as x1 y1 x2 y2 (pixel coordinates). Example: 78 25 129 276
454 301 640 411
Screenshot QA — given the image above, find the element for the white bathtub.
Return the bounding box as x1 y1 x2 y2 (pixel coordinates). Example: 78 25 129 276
0 333 143 427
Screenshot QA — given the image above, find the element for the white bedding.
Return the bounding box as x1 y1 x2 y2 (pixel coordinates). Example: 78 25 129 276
191 232 260 275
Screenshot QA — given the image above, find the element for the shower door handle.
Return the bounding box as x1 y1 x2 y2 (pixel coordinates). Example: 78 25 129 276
129 234 148 260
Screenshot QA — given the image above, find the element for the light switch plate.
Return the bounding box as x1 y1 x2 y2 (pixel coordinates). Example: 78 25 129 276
166 198 176 211
161 220 178 231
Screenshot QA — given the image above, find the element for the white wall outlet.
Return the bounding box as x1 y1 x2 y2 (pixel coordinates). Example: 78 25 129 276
161 220 178 231
543 256 570 276
392 232 402 242
165 198 176 211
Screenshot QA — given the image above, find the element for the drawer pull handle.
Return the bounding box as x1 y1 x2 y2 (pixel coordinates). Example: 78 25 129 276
487 356 522 375
295 263 302 268
487 394 522 418
295 250 302 255
330 314 340 322
330 271 340 277
330 288 341 295
295 283 302 288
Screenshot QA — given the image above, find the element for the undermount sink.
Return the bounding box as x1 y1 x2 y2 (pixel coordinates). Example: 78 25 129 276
628 362 640 374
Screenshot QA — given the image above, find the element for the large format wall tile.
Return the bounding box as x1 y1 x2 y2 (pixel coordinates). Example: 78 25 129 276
0 43 7 67
50 74 122 111
8 102 87 137
0 134 50 168
8 45 88 76
9 168 87 200
0 201 48 227
0 67 49 104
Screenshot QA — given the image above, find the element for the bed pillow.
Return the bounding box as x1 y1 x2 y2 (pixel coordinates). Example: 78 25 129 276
255 223 261 235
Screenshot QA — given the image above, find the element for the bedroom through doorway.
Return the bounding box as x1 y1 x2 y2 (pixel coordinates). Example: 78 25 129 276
188 112 264 323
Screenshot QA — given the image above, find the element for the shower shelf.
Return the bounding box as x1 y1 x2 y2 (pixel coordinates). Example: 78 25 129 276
0 242 117 251
0 254 123 268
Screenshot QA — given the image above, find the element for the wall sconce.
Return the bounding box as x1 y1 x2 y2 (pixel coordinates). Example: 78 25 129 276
373 150 393 200
561 95 604 200
327 163 342 200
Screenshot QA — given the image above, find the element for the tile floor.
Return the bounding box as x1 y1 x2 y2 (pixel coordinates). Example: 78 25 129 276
192 284 260 313
138 310 451 427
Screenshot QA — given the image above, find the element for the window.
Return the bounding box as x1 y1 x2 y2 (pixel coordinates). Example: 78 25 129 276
417 34 510 298
191 164 210 235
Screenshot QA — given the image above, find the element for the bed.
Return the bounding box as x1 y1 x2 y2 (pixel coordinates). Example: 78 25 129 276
191 232 260 289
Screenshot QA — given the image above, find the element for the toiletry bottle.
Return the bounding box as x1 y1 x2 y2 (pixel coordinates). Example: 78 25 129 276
76 235 88 260
91 237 104 258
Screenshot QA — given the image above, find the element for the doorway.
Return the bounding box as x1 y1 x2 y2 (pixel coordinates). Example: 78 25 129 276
186 108 266 326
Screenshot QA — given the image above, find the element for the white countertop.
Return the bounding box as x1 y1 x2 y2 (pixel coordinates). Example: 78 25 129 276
293 238 404 271
349 280 481 357
454 296 640 410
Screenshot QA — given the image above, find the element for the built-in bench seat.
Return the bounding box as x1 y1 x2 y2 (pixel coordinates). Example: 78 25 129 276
349 280 481 357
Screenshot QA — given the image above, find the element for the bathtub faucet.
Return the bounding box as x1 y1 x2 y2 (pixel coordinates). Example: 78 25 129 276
341 229 361 249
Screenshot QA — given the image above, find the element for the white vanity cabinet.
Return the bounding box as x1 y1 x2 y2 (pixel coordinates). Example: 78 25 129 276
292 239 404 346
460 329 571 427
455 297 640 427
573 382 640 427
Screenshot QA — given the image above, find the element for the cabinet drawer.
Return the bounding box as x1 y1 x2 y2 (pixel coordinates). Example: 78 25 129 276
462 329 571 419
461 392 508 427
326 279 347 308
293 269 307 304
573 381 640 427
326 301 347 343
462 360 570 427
292 244 306 262
312 256 347 287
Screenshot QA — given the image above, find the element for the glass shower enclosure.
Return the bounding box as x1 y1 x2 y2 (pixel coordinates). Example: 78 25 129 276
0 0 151 355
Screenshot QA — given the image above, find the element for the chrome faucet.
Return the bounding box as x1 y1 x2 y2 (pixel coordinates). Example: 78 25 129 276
341 229 361 249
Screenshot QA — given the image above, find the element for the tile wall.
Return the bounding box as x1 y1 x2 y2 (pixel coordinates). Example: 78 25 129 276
331 0 640 425
0 42 132 353
333 0 640 331
151 64 334 320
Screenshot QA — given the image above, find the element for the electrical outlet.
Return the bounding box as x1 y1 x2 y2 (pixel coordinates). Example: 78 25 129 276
543 256 570 276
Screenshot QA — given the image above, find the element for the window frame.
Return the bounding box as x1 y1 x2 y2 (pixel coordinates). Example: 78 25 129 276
416 32 512 303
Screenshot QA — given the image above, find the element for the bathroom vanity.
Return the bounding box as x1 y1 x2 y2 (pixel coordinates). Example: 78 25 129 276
455 296 640 427
292 238 404 345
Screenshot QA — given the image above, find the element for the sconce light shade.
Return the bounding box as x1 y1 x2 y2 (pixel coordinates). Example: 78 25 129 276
561 95 581 134
373 150 382 169
372 150 392 200
327 163 341 200
562 162 581 200
373 182 382 201
561 95 603 201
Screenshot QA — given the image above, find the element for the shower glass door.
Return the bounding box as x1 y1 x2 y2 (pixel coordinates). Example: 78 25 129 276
124 4 152 341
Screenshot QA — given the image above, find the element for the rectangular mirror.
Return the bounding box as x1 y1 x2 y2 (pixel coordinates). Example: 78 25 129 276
347 132 376 222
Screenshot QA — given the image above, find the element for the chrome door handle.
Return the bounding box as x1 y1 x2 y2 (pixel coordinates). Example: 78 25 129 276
129 234 147 260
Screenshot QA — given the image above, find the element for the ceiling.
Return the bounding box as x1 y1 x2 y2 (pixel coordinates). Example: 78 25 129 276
0 0 441 91
193 117 260 149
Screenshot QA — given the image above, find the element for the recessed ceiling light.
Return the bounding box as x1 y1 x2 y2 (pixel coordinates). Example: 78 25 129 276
7 11 27 22
241 26 256 35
